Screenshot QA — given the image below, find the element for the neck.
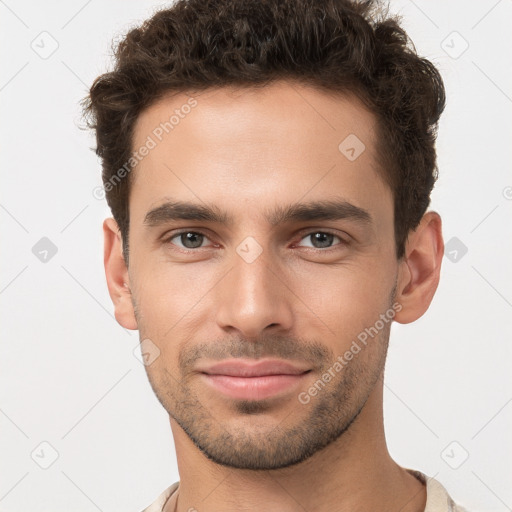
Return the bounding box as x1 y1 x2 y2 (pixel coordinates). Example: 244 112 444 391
165 376 426 512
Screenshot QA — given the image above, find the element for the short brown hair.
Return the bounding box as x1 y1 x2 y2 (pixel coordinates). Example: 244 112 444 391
81 0 445 263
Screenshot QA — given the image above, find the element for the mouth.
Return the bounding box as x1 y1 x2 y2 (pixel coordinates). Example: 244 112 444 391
197 359 312 401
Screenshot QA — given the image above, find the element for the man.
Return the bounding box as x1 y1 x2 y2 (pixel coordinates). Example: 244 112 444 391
82 0 468 510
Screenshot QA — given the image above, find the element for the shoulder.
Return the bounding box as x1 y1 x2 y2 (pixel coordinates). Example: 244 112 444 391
405 468 469 512
140 482 179 512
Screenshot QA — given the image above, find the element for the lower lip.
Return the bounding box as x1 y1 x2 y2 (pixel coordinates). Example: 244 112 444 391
202 373 309 401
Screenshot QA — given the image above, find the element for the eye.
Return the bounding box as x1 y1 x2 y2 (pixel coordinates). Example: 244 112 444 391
296 231 345 250
165 231 211 250
162 229 347 252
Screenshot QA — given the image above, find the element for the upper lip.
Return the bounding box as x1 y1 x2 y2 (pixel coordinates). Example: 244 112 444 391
198 359 311 377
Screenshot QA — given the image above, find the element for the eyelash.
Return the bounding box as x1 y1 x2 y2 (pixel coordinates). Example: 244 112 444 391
162 229 348 252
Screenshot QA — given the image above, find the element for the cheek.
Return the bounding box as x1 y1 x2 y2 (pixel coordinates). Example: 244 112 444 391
290 259 395 343
132 259 222 336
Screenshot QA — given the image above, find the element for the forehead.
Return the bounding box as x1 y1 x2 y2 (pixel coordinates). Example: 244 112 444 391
129 81 391 228
132 81 378 159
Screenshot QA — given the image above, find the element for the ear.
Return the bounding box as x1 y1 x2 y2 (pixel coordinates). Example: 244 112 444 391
103 218 138 330
394 211 444 324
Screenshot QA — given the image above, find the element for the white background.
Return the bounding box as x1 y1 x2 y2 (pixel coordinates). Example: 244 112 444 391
0 1 511 511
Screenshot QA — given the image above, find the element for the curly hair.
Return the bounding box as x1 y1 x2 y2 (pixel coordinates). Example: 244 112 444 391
81 0 445 263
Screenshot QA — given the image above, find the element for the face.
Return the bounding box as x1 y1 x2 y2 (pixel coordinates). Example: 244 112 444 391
121 81 401 469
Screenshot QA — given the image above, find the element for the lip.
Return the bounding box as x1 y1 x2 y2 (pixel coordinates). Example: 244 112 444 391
198 359 311 377
198 359 311 401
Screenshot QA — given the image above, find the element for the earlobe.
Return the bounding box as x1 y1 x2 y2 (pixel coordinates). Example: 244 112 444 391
103 218 138 330
394 211 444 325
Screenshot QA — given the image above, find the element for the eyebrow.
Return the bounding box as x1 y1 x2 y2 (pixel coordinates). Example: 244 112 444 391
143 199 372 228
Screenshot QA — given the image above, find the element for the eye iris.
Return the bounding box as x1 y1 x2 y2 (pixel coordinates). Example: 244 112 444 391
311 232 334 248
181 232 203 248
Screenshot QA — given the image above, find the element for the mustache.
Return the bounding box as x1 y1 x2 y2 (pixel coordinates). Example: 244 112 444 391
178 334 333 372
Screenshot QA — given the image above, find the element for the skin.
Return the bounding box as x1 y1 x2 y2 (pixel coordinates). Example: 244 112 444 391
103 81 444 512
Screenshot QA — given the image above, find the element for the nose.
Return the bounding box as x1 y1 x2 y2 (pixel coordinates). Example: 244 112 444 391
214 250 294 340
